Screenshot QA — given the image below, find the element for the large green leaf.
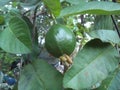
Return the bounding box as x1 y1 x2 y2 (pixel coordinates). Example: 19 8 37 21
60 1 120 17
89 30 120 44
0 16 32 54
18 59 63 90
43 0 61 17
63 39 119 90
93 15 114 30
95 68 120 90
0 0 10 7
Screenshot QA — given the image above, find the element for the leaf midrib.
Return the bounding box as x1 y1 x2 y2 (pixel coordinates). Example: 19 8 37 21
104 70 119 90
9 16 32 49
31 63 47 90
8 26 30 51
65 45 113 86
60 1 120 17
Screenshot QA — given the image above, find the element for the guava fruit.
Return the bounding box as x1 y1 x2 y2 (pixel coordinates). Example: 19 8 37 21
45 24 76 58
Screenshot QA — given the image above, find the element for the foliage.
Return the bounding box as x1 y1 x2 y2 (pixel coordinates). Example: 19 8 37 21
0 16 32 54
18 59 63 90
63 39 119 90
0 0 120 90
93 15 114 30
60 1 120 17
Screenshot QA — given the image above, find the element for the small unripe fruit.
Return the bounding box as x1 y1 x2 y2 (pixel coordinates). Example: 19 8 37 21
45 24 76 57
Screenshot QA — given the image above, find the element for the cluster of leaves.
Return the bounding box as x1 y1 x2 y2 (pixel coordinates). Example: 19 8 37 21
0 0 120 90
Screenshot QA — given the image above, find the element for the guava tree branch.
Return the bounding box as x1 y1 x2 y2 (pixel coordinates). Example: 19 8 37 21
111 15 120 38
111 0 120 38
32 5 39 42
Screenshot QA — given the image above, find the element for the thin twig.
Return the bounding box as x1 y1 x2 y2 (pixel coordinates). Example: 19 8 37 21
111 0 120 38
111 0 120 37
23 10 31 16
32 5 39 42
111 0 120 57
111 15 120 55
111 15 120 38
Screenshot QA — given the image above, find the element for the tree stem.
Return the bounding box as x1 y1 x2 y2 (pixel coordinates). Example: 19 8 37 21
32 5 39 42
111 15 120 38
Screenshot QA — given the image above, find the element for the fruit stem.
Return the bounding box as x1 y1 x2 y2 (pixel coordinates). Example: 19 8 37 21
64 54 73 64
51 14 57 24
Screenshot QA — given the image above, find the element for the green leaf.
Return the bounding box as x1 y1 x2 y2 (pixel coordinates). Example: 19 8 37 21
18 59 63 90
0 16 32 54
93 15 114 30
22 16 39 58
89 30 120 44
9 9 21 17
60 1 120 17
0 0 10 7
95 68 120 90
63 39 119 90
43 0 61 17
